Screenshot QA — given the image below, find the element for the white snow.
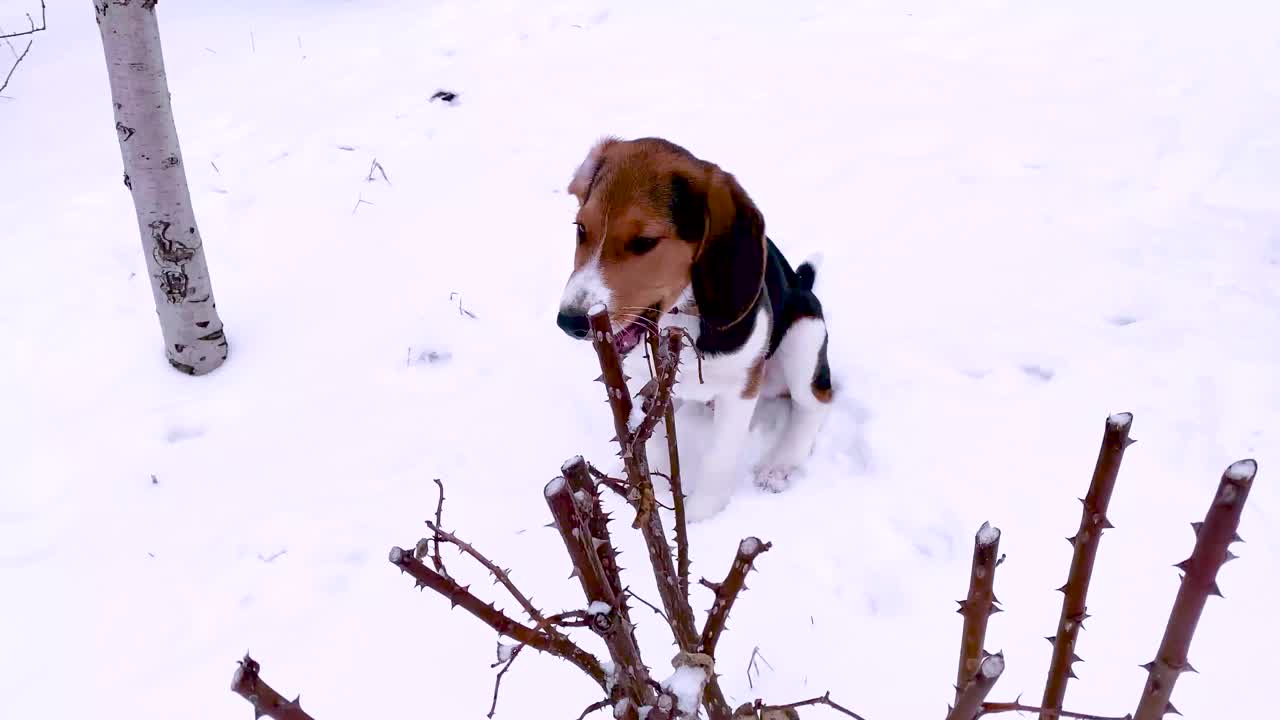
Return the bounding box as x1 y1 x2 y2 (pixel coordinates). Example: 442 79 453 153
739 537 762 556
2 2 1278 720
976 521 1001 547
588 601 612 616
1225 459 1258 482
980 653 1007 679
545 477 567 497
660 666 708 715
1106 412 1135 430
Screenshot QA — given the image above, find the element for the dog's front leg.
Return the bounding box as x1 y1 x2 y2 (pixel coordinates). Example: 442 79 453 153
685 391 759 522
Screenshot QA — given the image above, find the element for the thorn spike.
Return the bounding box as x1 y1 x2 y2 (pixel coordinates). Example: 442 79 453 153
1209 582 1223 598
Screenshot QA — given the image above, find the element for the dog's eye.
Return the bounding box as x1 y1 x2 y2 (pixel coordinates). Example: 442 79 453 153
626 236 659 255
575 223 587 245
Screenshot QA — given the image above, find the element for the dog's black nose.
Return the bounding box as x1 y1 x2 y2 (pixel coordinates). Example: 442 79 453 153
556 311 591 339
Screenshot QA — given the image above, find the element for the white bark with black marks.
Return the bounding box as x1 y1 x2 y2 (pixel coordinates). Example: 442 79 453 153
94 0 228 375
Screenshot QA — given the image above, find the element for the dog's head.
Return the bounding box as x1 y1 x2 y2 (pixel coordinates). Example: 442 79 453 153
555 137 767 356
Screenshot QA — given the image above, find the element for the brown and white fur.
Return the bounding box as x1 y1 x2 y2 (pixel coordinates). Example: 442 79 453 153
556 136 834 521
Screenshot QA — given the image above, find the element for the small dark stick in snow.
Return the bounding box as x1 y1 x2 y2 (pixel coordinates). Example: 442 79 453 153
956 521 1002 701
1041 412 1134 720
1132 459 1257 720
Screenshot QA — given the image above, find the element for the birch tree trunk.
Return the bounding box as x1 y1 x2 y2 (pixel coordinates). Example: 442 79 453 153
94 0 228 375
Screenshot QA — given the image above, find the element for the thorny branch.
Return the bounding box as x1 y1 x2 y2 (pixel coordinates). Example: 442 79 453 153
587 308 699 652
488 611 592 718
1132 458 1257 720
741 692 870 720
646 331 692 601
948 653 1006 720
563 455 628 619
1042 413 1134 720
388 545 608 688
546 475 652 715
230 654 315 720
577 699 612 720
425 519 545 625
956 522 1002 702
979 702 1132 720
700 538 772 658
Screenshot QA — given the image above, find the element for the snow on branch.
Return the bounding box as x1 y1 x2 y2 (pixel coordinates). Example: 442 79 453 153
699 537 772 659
229 653 315 720
955 521 1002 701
1132 458 1256 720
1042 414 1134 719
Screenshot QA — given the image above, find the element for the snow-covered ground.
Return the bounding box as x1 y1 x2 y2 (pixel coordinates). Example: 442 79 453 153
2 1 1277 718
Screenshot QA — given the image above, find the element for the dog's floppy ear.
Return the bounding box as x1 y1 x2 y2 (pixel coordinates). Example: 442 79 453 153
672 166 766 332
567 136 619 205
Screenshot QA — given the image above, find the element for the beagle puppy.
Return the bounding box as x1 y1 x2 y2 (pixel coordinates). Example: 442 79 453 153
556 136 833 521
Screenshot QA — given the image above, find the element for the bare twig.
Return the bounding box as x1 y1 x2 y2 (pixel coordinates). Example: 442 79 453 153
746 646 774 690
487 643 523 718
426 520 545 625
0 37 32 95
956 522 1002 701
980 702 1131 720
699 538 772 658
229 653 315 720
748 691 870 720
625 586 670 623
1132 459 1257 720
366 158 391 185
1042 413 1134 719
429 478 452 579
0 1 46 40
949 653 1005 720
648 331 691 601
388 545 608 688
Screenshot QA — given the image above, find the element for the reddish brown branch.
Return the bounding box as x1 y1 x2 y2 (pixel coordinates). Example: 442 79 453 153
545 476 652 715
1042 412 1134 719
230 654 316 720
699 537 772 659
1132 458 1257 720
649 331 692 602
980 702 1131 720
956 522 1002 701
577 699 611 720
949 653 1005 720
388 545 608 688
563 455 629 620
588 308 726 717
744 691 869 720
425 478 452 580
588 308 700 653
426 520 544 625
487 643 524 718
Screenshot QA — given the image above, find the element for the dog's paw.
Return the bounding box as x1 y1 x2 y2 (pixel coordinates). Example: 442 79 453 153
683 492 730 523
753 465 795 494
